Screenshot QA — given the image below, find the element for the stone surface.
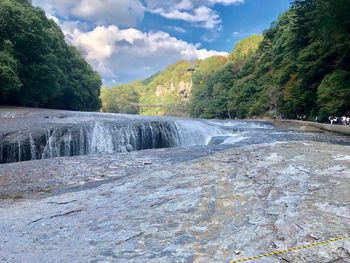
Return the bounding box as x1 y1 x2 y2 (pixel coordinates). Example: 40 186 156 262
1 141 350 262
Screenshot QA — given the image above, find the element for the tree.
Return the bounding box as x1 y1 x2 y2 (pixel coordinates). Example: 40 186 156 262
229 35 263 63
0 0 101 111
317 70 350 117
101 83 141 114
0 41 21 98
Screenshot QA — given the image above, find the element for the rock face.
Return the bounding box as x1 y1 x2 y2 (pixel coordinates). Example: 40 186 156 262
155 80 192 100
1 142 350 263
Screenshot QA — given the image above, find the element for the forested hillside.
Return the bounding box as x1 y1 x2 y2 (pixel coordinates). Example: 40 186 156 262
100 0 350 119
0 0 101 111
101 61 193 116
190 0 350 120
101 57 228 116
189 35 262 118
101 82 142 114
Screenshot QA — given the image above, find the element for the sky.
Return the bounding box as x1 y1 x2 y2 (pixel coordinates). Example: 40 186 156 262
32 0 290 86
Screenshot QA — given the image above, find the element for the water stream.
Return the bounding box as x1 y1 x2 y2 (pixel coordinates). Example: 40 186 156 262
1 114 349 164
0 119 240 163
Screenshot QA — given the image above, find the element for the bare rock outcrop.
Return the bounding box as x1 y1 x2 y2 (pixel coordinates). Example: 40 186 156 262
1 142 350 262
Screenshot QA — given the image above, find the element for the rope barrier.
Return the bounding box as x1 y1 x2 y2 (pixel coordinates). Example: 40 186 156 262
229 234 350 263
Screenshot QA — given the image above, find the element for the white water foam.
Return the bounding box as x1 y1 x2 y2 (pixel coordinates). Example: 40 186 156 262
209 120 274 130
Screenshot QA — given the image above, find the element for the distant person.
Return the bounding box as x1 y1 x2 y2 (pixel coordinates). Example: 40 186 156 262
332 117 337 125
341 116 346 125
330 116 335 125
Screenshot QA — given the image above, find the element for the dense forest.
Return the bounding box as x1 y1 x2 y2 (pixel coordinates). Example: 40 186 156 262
190 0 350 120
0 0 101 111
101 57 230 116
104 0 350 121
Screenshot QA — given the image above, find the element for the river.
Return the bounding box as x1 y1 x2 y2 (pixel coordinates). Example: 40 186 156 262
1 107 350 164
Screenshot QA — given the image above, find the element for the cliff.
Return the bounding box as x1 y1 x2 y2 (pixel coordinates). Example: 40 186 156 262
101 56 228 117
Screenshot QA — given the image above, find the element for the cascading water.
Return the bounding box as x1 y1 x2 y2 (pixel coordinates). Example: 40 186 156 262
2 109 350 166
0 119 236 164
174 119 231 146
29 134 37 160
89 122 114 154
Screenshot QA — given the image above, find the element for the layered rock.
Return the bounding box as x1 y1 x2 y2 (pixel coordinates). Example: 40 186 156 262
0 142 350 262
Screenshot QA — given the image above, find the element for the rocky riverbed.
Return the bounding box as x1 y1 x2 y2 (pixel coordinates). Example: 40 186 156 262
1 108 350 263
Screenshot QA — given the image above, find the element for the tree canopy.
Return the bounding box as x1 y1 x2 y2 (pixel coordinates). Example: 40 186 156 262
189 0 350 120
0 0 101 111
101 83 141 114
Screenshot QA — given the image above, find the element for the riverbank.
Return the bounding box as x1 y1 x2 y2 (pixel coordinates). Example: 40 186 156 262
272 119 350 136
1 141 350 262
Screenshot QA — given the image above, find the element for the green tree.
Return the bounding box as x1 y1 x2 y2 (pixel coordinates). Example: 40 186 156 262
0 41 21 98
190 36 262 118
229 34 263 63
0 0 101 110
101 82 141 114
317 70 350 117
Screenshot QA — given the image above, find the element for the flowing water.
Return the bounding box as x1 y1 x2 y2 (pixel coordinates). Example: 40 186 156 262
1 110 350 164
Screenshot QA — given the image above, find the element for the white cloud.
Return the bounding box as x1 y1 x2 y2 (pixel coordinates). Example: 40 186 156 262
33 0 144 26
34 0 244 29
145 0 244 29
72 0 144 26
169 26 187 33
32 1 239 84
61 23 228 84
152 6 220 29
208 0 244 5
32 0 74 18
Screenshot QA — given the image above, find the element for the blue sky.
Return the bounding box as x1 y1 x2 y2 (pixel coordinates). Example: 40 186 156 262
33 0 290 86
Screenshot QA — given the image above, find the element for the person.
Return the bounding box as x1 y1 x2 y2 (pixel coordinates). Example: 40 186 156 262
329 116 333 124
342 116 346 125
334 117 339 125
346 116 350 125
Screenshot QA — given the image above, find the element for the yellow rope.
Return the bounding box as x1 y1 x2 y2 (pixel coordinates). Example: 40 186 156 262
229 234 350 263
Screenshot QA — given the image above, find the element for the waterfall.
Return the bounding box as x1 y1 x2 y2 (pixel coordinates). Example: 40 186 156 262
89 122 114 154
29 134 37 160
174 119 227 146
0 119 235 164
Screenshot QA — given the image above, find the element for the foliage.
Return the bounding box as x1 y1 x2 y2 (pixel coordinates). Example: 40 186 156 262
0 0 101 111
102 60 222 117
139 60 193 116
189 61 234 118
229 34 263 63
101 82 141 114
189 36 261 118
101 0 350 119
0 41 21 98
317 70 350 117
190 0 350 119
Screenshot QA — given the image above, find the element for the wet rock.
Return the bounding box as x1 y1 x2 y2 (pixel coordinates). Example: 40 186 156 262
0 108 238 164
0 141 350 262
